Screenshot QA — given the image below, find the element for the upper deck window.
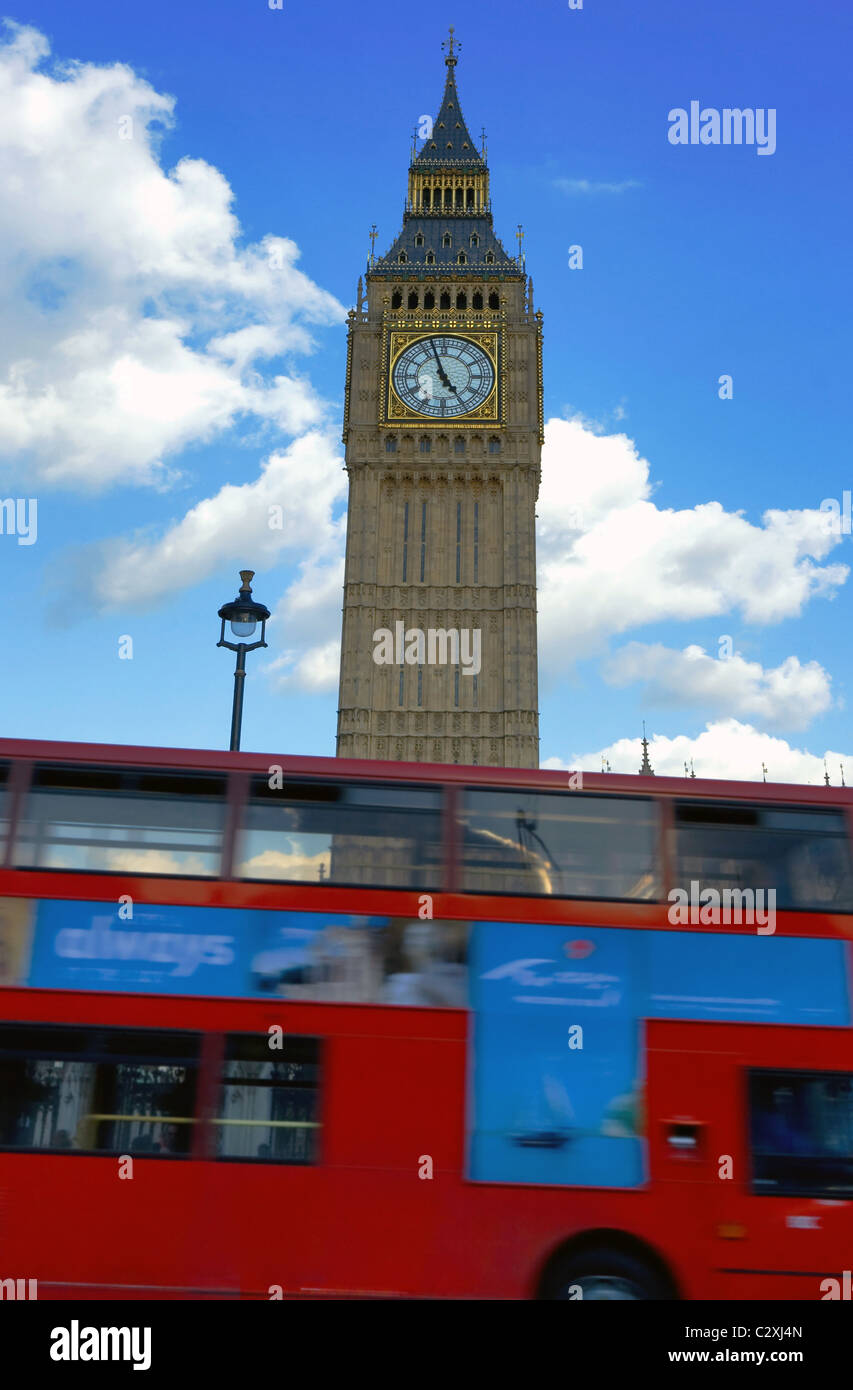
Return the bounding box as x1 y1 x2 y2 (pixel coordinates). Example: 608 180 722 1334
236 778 443 889
673 801 853 911
14 765 226 877
460 789 660 899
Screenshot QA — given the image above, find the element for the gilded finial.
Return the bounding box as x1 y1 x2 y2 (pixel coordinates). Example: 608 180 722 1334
442 25 460 64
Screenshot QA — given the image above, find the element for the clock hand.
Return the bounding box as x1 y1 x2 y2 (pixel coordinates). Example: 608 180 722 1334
429 340 457 393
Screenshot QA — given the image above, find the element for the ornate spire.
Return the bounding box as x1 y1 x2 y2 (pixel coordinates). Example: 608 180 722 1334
413 30 484 168
639 722 654 776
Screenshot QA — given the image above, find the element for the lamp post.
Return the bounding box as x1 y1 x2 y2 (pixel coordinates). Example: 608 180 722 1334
217 570 270 751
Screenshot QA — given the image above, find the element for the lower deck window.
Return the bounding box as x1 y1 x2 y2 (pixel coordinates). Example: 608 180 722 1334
0 1025 199 1156
749 1068 853 1196
216 1032 321 1164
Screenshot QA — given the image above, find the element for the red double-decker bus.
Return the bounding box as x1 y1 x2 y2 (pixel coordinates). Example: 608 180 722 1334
0 737 852 1300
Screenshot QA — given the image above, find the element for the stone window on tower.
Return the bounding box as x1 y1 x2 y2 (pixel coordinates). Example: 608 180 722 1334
402 500 409 582
417 668 423 708
408 290 418 309
425 252 435 266
419 437 431 454
473 291 483 310
385 435 397 454
485 251 495 264
457 252 467 265
398 669 405 706
414 232 424 247
398 252 407 263
424 289 435 308
455 187 463 207
392 290 402 309
474 499 479 583
422 188 431 209
456 291 467 309
454 437 465 455
455 501 462 583
440 291 451 309
488 291 499 310
443 188 452 208
420 501 427 582
442 232 452 248
488 437 501 455
470 232 479 247
467 187 475 209
454 668 460 708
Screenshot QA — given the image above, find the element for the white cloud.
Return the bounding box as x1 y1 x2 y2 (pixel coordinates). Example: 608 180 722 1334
554 178 641 194
543 718 852 786
0 22 344 489
53 430 346 613
537 418 848 670
603 642 833 731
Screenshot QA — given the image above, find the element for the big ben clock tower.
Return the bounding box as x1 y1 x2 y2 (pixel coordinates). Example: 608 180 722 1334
336 30 542 768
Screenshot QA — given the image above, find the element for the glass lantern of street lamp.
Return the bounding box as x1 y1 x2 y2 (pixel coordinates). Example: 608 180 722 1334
217 571 271 645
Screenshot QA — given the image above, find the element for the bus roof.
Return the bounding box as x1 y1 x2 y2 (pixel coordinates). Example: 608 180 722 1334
0 736 849 807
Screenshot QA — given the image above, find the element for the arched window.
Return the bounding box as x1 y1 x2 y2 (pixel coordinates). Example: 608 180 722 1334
426 251 435 265
385 436 398 454
414 231 424 247
457 252 467 265
454 437 465 455
424 289 435 309
467 187 475 209
398 251 407 263
456 291 467 309
442 232 452 248
422 188 431 209
408 290 418 309
485 250 495 264
392 290 403 309
440 291 451 310
455 187 463 207
419 437 431 454
443 187 452 208
472 291 483 310
470 232 479 247
488 436 501 455
488 291 499 310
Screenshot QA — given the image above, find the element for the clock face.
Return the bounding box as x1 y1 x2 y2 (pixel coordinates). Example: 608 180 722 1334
392 335 495 418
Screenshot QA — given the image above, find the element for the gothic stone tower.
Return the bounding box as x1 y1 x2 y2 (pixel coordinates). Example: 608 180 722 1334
336 31 542 768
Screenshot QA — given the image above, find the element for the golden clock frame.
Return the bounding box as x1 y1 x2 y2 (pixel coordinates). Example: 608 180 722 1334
379 315 506 430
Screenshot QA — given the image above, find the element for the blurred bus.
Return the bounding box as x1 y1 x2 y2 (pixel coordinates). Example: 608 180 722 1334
0 738 851 1300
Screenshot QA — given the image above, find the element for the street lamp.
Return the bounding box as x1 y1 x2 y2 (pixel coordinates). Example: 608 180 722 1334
217 570 271 751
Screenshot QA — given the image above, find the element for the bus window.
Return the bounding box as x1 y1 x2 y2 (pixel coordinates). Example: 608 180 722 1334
674 802 853 911
13 765 226 877
749 1069 853 1197
235 779 443 888
460 790 660 899
0 1024 200 1156
215 1032 321 1164
0 761 8 858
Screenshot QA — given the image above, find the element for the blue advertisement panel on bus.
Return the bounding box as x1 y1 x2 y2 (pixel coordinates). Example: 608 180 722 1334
0 897 849 1191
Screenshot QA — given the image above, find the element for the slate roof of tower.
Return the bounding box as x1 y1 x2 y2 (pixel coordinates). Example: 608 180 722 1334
372 217 519 277
414 61 484 167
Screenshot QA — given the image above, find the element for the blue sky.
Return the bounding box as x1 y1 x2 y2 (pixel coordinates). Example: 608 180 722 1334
1 0 852 781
